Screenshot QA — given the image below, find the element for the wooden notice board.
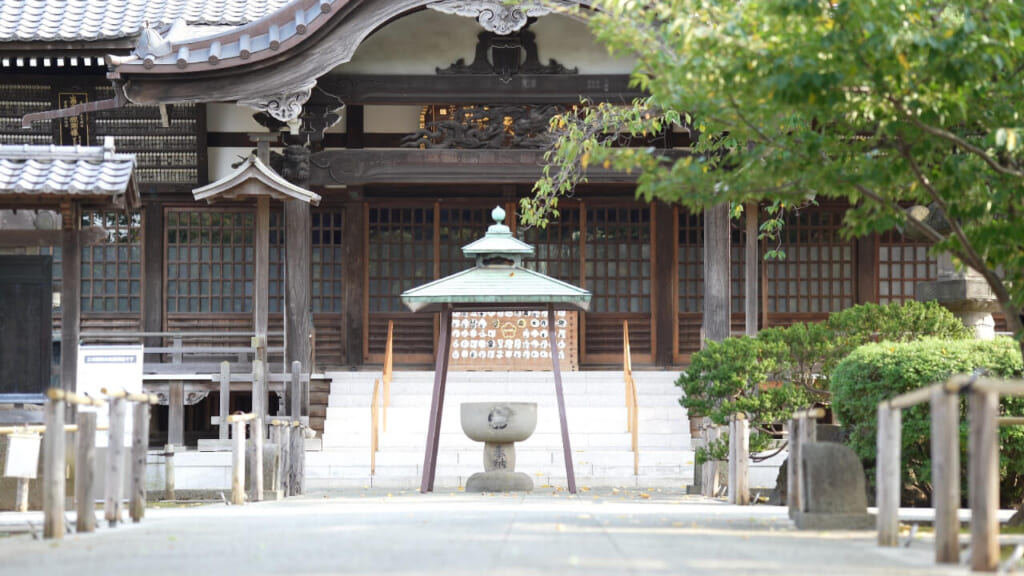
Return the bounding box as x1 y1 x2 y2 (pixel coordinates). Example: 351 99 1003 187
449 310 578 371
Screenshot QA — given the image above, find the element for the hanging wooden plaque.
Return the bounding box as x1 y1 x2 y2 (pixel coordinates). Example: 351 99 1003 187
448 310 578 371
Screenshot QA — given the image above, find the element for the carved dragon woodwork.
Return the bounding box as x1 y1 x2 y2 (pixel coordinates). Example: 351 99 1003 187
401 104 566 149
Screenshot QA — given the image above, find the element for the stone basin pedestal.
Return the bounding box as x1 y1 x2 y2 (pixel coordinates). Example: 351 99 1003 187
460 402 537 492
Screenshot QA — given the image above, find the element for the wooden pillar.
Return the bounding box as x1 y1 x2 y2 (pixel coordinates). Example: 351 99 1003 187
282 144 313 378
787 418 801 517
342 194 365 366
876 404 901 547
163 444 175 501
129 401 149 523
421 306 452 493
219 362 230 440
969 389 999 573
744 202 758 336
142 201 164 360
254 196 270 350
75 411 97 533
60 204 81 392
105 397 126 527
931 387 960 564
856 233 878 304
285 199 312 375
703 202 731 343
168 381 184 447
43 398 65 539
289 362 304 496
346 105 364 149
549 306 577 494
652 202 675 366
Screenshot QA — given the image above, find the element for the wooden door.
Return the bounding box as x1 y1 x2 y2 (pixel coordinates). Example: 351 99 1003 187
0 256 52 398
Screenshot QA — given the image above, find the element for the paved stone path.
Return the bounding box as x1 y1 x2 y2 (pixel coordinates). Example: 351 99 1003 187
0 489 980 575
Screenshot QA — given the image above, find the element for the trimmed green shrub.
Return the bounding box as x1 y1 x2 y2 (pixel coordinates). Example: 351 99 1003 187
678 300 973 464
831 337 1024 504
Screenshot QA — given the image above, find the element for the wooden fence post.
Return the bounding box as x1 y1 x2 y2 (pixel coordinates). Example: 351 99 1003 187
787 418 801 517
702 424 721 497
290 421 304 496
219 362 230 441
931 386 960 564
729 415 750 505
129 401 150 523
105 396 126 527
876 403 901 547
232 419 246 505
969 388 999 573
280 423 292 497
75 411 97 533
43 398 65 539
16 478 29 513
164 444 175 501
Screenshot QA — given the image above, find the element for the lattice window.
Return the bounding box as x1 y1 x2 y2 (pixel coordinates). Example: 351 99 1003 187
879 231 937 304
521 207 581 284
312 211 344 313
677 210 748 314
439 206 490 276
764 208 853 314
367 206 435 313
585 206 651 313
166 209 253 314
268 211 285 313
80 210 142 313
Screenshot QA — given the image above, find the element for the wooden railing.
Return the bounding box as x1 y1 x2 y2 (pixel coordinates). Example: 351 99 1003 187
623 320 639 475
369 321 394 476
383 320 393 432
371 378 381 476
876 375 1024 572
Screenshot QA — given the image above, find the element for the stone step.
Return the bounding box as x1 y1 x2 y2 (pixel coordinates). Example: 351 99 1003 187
327 391 681 408
321 430 691 452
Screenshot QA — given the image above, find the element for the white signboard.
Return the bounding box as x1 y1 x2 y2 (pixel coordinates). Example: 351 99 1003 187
77 345 143 447
4 433 41 479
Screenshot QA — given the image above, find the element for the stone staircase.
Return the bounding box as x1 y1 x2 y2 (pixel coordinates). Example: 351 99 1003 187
309 370 694 490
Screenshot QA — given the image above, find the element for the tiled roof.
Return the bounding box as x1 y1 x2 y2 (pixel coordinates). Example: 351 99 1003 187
0 0 292 43
0 137 138 208
111 0 339 73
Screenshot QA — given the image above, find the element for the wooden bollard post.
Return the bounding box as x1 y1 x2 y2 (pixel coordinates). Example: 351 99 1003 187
876 403 901 547
280 422 292 497
931 386 960 564
105 396 127 527
15 478 29 513
250 418 264 502
701 424 721 497
75 411 98 533
728 415 750 505
969 388 999 573
129 401 150 523
290 421 304 496
164 444 175 501
43 397 65 539
219 362 230 441
787 418 800 518
229 413 256 505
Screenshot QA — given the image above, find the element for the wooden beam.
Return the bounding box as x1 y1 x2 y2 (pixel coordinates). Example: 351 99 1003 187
931 386 960 564
421 306 452 493
549 306 577 494
316 74 645 106
285 201 312 373
876 404 901 547
346 105 364 149
969 388 1000 573
310 149 686 187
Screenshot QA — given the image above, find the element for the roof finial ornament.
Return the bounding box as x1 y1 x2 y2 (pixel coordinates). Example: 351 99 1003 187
492 205 505 225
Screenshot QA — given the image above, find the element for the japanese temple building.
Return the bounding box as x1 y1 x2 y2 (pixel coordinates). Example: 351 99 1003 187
0 0 967 444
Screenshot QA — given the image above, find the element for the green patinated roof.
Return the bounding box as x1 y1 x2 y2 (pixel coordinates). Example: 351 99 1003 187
401 205 591 313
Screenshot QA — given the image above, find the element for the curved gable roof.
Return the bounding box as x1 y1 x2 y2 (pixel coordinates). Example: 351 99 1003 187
111 0 595 108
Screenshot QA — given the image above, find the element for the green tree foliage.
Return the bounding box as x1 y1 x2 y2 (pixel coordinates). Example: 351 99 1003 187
831 337 1024 504
678 301 967 462
527 0 1024 341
